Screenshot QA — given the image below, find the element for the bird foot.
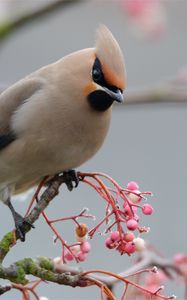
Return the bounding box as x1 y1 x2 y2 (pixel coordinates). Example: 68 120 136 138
63 170 79 191
5 197 35 242
14 212 35 242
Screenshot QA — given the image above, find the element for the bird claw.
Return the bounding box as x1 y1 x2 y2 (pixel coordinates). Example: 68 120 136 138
14 212 35 242
63 170 79 191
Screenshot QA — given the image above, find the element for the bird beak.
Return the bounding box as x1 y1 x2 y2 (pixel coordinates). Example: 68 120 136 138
104 87 124 103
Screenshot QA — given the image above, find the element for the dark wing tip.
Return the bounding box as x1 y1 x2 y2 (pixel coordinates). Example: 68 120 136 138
0 132 16 150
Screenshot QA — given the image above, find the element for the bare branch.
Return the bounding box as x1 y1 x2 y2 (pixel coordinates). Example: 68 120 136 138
1 80 187 106
0 174 66 262
120 82 187 106
53 248 183 286
0 172 183 299
0 249 181 295
0 0 84 42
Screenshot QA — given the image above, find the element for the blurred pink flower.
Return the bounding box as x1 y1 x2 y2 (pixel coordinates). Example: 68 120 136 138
119 0 166 39
141 270 167 299
175 66 187 85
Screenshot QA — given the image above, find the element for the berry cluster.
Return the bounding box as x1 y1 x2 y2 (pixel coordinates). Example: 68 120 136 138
39 174 153 261
103 181 153 255
64 224 91 262
22 172 178 300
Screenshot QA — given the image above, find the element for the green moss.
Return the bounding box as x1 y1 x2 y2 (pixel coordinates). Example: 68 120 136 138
0 256 66 286
38 257 54 271
0 232 14 251
40 269 57 282
0 232 14 261
16 258 33 272
14 267 28 284
0 264 6 279
16 257 56 282
0 22 12 39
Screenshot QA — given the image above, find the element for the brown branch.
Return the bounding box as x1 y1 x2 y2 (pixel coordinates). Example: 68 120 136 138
0 174 66 262
53 247 182 286
121 82 187 105
0 171 183 299
0 248 182 297
0 0 84 42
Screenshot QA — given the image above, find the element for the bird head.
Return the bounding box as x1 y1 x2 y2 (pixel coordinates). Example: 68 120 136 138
86 25 127 112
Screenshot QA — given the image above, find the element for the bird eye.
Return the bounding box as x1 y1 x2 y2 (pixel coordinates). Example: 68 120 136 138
92 68 102 82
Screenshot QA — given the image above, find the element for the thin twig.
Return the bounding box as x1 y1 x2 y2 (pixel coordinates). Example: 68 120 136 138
53 248 182 286
1 81 187 105
120 83 187 105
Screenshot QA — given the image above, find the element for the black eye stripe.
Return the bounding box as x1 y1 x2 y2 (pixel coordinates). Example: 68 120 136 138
92 57 105 84
92 58 105 85
92 57 122 93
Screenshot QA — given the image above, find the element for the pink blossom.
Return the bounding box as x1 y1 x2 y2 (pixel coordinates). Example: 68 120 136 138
120 0 166 39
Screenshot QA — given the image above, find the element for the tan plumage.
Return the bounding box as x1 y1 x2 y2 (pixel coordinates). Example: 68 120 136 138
0 25 126 239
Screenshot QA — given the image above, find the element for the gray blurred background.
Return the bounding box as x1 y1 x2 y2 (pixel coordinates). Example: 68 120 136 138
0 0 187 299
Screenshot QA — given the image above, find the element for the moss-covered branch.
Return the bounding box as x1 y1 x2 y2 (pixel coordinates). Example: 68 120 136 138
0 174 66 262
0 172 183 299
0 256 88 288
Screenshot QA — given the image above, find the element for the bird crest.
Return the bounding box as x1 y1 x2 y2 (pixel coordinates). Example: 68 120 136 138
95 25 126 91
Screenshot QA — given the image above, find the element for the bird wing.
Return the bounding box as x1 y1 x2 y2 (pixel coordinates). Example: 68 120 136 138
0 132 16 150
0 77 44 150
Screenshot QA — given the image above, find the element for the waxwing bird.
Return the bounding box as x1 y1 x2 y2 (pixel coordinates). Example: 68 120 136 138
0 25 126 241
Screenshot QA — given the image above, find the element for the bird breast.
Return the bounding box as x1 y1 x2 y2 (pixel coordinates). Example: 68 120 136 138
47 101 112 172
0 92 112 193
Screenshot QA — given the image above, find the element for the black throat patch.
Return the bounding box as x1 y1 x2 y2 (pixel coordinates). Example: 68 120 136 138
88 90 113 112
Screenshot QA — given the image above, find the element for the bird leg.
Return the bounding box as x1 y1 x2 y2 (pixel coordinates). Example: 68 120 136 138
63 170 79 191
5 197 34 242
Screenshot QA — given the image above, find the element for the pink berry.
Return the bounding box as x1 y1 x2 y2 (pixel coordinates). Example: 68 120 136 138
64 251 74 261
105 237 114 249
142 204 153 215
117 242 126 253
123 204 133 216
128 190 141 203
123 204 137 218
126 219 138 231
110 231 120 242
80 241 91 253
124 232 135 242
77 251 87 262
127 181 139 191
124 242 136 254
71 245 80 255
